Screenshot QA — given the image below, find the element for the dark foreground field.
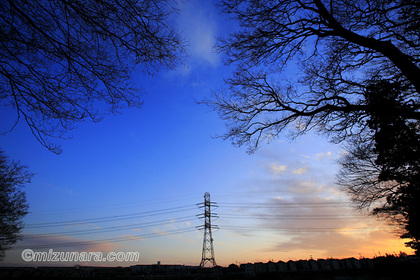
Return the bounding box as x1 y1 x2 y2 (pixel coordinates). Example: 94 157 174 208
1 254 418 280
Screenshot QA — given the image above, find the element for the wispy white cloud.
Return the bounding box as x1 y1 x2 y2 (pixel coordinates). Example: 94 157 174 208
220 143 415 260
45 183 74 195
246 172 414 258
316 151 332 159
292 166 309 175
269 163 288 174
177 0 219 67
263 228 408 259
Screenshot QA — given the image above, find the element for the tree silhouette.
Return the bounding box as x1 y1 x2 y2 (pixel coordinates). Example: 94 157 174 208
205 0 420 153
206 0 420 250
0 0 185 153
0 150 32 260
338 80 420 253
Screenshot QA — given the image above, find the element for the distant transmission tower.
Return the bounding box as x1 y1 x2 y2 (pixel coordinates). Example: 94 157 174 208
197 192 218 268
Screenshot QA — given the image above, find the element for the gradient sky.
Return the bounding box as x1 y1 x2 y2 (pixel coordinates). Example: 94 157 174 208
0 0 413 267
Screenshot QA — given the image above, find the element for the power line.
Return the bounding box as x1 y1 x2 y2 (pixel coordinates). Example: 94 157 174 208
15 227 198 249
24 215 197 238
25 201 358 228
217 202 353 208
25 205 197 228
219 225 389 233
17 197 384 252
26 194 205 215
217 213 372 220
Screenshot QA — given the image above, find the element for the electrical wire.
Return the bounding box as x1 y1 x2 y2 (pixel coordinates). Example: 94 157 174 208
217 213 372 220
24 215 198 239
17 199 385 250
218 225 387 233
16 227 199 249
217 202 353 208
27 193 204 216
25 205 198 228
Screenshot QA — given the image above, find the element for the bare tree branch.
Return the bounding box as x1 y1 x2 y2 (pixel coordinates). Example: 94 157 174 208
0 0 185 153
0 150 32 260
207 0 420 152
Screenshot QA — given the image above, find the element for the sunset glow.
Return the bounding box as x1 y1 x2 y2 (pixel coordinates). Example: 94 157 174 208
0 0 415 268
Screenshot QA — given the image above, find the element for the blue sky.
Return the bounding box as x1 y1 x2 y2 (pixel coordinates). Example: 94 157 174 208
0 0 412 267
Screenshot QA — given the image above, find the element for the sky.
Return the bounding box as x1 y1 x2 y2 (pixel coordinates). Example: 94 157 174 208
0 0 414 267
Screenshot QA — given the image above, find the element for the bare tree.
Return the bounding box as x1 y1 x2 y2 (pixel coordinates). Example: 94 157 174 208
0 150 32 260
0 0 185 153
204 0 420 251
204 0 420 153
337 138 420 251
338 79 420 254
337 139 385 210
338 130 420 254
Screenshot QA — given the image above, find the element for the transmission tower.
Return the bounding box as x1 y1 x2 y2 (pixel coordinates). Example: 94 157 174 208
197 192 218 268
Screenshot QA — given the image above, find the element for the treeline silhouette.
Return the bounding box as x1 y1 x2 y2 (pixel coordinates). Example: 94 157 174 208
0 253 418 279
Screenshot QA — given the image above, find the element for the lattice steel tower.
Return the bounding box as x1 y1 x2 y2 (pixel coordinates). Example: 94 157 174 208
197 192 218 268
